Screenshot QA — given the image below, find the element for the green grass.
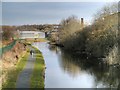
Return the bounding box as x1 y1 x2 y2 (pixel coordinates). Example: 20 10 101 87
30 47 45 88
2 50 29 89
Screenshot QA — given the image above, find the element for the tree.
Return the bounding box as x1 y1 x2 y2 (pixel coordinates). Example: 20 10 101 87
2 26 16 40
59 15 81 46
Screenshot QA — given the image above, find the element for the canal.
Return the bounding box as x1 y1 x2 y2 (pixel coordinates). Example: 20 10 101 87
33 42 120 88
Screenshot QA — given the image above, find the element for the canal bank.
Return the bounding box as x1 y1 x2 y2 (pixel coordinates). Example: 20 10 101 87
30 46 45 88
2 48 29 88
1 40 28 88
2 41 45 89
16 46 45 88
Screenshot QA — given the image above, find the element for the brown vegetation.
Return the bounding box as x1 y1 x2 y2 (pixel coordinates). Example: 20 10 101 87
17 24 54 32
0 41 27 85
2 26 18 41
58 3 118 59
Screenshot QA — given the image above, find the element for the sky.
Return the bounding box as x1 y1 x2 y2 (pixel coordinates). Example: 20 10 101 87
1 1 119 25
1 0 120 2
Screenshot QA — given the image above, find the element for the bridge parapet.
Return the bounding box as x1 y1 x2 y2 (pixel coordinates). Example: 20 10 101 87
19 31 45 39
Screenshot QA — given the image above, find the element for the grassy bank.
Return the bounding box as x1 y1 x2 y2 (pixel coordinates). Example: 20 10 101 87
24 41 45 88
2 49 29 89
25 38 48 43
30 46 45 88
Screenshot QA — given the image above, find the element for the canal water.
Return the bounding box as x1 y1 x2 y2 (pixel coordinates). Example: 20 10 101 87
33 42 120 88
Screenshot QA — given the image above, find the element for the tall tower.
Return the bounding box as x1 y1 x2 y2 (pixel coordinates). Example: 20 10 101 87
81 18 84 29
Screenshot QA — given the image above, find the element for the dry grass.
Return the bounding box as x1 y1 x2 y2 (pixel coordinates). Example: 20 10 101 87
2 49 29 89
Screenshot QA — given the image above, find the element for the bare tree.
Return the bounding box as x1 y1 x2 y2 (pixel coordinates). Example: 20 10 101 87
2 26 16 40
59 15 81 46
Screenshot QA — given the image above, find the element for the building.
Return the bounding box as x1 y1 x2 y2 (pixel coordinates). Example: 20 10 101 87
19 31 45 39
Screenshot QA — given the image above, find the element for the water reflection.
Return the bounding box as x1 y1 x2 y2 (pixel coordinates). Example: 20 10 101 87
59 46 120 88
48 44 120 88
48 45 60 54
33 42 120 88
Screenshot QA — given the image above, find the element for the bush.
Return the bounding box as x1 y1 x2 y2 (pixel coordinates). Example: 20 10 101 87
86 29 117 57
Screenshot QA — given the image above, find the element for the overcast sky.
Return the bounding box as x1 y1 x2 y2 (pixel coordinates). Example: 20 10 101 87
2 0 120 2
2 1 119 25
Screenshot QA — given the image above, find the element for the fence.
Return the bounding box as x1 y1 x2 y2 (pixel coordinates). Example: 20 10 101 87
0 40 17 57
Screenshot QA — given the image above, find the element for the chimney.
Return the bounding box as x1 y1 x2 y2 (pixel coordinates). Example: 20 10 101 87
81 18 84 28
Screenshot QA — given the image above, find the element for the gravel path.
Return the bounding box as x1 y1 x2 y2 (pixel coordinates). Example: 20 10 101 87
16 47 35 88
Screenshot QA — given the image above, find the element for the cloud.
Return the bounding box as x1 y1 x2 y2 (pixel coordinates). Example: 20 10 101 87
2 2 113 25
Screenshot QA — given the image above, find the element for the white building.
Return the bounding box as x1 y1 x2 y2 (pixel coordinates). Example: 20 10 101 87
19 31 45 39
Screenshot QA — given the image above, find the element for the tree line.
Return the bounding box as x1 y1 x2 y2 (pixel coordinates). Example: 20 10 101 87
1 24 55 41
57 3 119 58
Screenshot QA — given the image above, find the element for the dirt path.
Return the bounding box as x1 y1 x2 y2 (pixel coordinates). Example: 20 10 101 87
16 47 35 88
